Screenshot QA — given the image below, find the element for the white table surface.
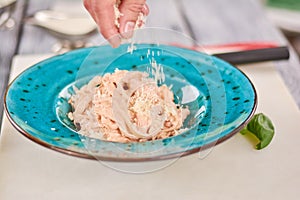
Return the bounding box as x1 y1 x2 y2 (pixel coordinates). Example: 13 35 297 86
0 55 300 200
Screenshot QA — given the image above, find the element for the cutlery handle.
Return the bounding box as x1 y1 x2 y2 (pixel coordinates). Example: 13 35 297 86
213 46 290 65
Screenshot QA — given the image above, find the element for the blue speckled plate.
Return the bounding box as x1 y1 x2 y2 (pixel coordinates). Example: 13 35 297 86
4 44 257 162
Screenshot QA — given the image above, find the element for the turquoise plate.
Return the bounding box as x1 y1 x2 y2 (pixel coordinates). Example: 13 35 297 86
4 44 257 162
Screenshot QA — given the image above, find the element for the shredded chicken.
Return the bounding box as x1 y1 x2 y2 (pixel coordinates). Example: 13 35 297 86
69 70 190 143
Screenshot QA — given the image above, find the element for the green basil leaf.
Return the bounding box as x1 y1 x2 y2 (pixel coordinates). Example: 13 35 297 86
241 113 275 150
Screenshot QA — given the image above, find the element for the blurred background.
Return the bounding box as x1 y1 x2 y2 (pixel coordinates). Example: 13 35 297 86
263 0 300 56
1 0 300 56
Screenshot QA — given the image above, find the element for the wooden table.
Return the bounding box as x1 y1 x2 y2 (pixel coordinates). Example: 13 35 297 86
0 0 26 126
1 0 300 123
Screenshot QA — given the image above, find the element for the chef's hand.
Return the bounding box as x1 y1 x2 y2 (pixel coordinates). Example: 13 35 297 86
84 0 148 48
